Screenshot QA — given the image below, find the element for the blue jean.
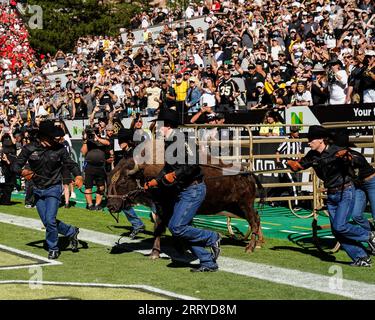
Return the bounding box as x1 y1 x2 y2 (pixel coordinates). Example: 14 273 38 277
34 184 75 252
123 207 145 230
327 185 370 261
168 182 218 268
352 176 375 231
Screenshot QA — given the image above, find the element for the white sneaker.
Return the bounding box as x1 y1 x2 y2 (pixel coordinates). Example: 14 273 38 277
70 192 76 199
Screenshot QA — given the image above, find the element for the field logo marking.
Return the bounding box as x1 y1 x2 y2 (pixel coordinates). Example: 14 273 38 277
328 265 343 291
29 266 43 290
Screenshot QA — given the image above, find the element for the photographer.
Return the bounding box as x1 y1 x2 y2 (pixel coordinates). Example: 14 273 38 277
0 123 17 205
81 123 110 211
326 59 348 105
311 63 329 105
98 82 118 110
358 50 375 103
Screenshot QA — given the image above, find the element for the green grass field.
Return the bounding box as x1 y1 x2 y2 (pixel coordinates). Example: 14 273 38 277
0 200 374 300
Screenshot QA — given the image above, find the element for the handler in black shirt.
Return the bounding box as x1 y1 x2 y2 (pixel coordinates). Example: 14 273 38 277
332 130 375 233
287 125 375 267
144 109 221 272
13 121 83 260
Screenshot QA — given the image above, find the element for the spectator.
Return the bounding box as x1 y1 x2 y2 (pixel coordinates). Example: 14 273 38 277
292 80 313 106
145 77 161 116
311 63 329 105
185 77 202 115
173 73 188 124
326 59 348 105
216 69 239 112
259 110 284 137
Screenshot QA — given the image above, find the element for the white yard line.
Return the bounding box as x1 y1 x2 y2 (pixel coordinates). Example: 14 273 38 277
1 212 375 299
0 280 197 300
0 244 62 270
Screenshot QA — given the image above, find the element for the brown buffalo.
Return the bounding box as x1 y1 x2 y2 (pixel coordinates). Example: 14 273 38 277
107 156 265 259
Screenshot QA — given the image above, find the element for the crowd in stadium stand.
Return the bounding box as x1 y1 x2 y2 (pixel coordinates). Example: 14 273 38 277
0 0 374 131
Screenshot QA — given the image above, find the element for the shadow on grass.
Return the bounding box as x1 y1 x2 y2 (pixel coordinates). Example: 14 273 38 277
26 237 89 253
109 225 156 238
0 201 19 206
267 232 351 264
109 234 198 267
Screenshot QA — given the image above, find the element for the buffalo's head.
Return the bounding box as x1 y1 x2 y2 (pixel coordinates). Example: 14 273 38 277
107 158 142 213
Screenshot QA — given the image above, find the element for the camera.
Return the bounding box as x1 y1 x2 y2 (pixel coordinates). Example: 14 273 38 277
327 69 336 83
84 125 100 141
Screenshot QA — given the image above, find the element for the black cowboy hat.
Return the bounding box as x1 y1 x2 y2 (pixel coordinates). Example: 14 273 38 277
150 108 179 126
117 128 134 145
307 125 331 141
38 121 62 139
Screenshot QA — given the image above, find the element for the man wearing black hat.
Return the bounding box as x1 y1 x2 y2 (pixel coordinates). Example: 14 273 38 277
116 128 145 239
12 121 83 260
287 125 375 267
144 109 221 272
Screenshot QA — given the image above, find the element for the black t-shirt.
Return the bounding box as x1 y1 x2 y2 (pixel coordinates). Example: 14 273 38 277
85 144 106 167
243 72 265 100
99 90 115 108
1 134 16 155
360 66 375 91
217 79 239 105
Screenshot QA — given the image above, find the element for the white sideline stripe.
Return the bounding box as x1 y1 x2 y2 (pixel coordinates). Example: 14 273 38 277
0 280 197 300
218 257 375 300
0 244 62 270
1 212 375 299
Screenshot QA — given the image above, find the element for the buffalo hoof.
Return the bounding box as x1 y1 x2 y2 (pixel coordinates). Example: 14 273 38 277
245 241 256 253
150 249 160 260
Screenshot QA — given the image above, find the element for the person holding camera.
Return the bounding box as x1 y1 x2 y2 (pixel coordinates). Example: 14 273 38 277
0 123 17 205
357 50 375 103
326 59 348 105
98 83 118 110
311 63 329 105
81 124 110 211
12 121 83 259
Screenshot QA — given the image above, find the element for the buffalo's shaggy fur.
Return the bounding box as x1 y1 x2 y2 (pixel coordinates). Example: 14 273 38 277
107 157 264 258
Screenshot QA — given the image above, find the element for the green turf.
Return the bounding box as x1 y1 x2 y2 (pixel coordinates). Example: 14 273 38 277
0 284 168 300
11 191 337 241
0 221 349 300
0 250 38 268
